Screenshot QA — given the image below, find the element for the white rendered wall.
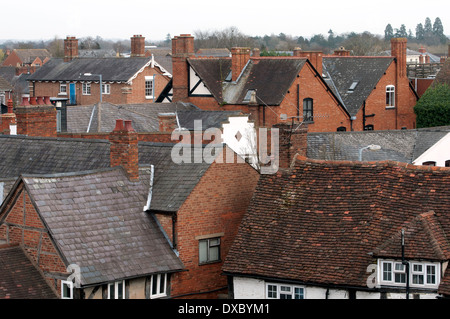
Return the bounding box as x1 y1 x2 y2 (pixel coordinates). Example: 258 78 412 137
413 132 450 167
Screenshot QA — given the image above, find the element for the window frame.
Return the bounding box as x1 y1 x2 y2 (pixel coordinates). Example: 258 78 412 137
59 83 67 95
379 259 440 289
145 76 154 99
107 280 125 299
82 82 91 96
303 98 314 123
199 237 221 265
61 280 73 299
266 283 305 299
150 273 168 299
102 83 110 95
386 85 395 108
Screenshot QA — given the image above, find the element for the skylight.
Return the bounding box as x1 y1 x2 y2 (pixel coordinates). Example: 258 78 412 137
347 81 359 93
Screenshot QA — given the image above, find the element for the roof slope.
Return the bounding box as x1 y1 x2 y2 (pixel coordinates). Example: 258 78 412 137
22 167 184 286
28 57 152 82
223 158 450 289
0 245 57 299
323 57 394 116
14 49 51 64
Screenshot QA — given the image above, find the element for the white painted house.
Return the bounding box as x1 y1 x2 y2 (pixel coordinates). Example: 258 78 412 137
413 132 450 167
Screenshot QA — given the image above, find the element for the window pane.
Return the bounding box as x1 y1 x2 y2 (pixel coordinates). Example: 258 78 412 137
280 293 292 299
395 263 404 271
159 274 166 294
413 274 424 285
383 262 392 281
209 246 219 261
395 273 406 283
268 285 277 298
109 283 115 299
413 264 422 272
427 266 436 284
118 282 124 299
199 240 208 263
152 275 158 295
294 287 304 299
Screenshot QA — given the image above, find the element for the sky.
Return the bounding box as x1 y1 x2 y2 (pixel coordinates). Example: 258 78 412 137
1 0 449 43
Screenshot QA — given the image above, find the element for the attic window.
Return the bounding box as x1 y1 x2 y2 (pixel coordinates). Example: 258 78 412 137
347 81 359 93
243 90 256 103
225 71 232 82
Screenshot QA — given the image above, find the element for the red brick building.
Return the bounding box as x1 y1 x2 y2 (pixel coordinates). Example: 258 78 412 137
27 36 171 106
2 49 51 68
162 35 418 132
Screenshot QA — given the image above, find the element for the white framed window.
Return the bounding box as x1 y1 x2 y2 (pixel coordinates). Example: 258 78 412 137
102 83 110 95
199 237 221 264
266 283 305 299
108 280 125 299
386 85 395 107
379 259 439 289
150 273 167 299
145 76 154 99
59 83 67 95
61 280 73 299
82 82 91 95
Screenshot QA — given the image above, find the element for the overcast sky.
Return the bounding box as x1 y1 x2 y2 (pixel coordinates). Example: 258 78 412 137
2 0 449 42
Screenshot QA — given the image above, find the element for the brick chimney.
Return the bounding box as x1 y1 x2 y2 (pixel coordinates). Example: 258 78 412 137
231 47 251 81
158 113 178 132
295 50 323 75
272 122 308 169
15 97 57 137
131 35 145 57
1 99 16 135
64 36 79 62
109 119 139 182
391 38 407 79
172 34 195 102
333 46 351 57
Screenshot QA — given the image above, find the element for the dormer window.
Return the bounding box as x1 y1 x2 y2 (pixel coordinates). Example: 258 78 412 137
378 259 440 289
243 90 256 103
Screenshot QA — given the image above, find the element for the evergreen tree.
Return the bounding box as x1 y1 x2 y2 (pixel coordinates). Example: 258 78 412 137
432 17 446 43
416 23 425 40
414 83 450 128
424 17 433 35
384 24 394 41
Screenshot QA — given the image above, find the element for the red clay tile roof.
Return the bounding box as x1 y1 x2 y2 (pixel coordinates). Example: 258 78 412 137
223 157 450 291
0 245 57 299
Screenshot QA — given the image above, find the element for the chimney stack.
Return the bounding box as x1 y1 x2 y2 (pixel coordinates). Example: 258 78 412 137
1 99 16 135
231 47 251 82
15 97 57 137
391 38 407 79
109 119 139 182
64 36 79 62
333 46 351 57
295 50 323 75
131 35 145 57
272 122 308 169
172 34 195 102
158 113 178 132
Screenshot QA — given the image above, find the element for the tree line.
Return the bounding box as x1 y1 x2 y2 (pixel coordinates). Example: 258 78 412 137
384 17 447 46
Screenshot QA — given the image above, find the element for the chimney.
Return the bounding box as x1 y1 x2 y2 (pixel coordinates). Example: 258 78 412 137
391 38 407 79
247 91 260 127
296 51 323 75
1 99 16 135
158 113 178 132
172 34 195 102
64 36 79 62
252 48 260 57
131 35 145 57
418 46 426 54
231 47 251 82
333 46 351 57
293 47 302 57
109 119 139 182
15 97 57 137
272 122 308 169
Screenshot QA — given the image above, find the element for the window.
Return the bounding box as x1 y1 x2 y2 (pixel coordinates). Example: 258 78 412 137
379 260 439 288
445 160 450 167
150 273 167 299
199 237 221 264
266 283 304 299
61 280 73 299
82 82 91 95
364 124 374 131
347 81 359 93
102 83 110 95
145 76 154 99
303 98 313 122
386 85 395 107
422 161 436 166
337 126 347 132
108 280 125 299
59 83 67 94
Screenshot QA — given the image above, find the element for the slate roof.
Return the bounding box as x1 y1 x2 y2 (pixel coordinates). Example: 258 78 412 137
223 157 450 291
12 49 51 64
0 75 13 92
322 57 394 116
65 102 240 133
28 57 153 83
20 167 185 286
188 57 309 105
307 126 450 163
0 245 57 299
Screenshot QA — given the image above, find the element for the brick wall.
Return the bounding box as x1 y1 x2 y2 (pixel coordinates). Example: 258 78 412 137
15 100 57 137
166 146 260 298
0 183 67 297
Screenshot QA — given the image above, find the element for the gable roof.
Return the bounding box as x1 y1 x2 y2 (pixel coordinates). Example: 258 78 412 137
13 49 51 64
28 57 153 83
188 57 309 105
0 245 57 299
223 158 450 289
18 167 184 286
307 126 450 163
322 57 394 116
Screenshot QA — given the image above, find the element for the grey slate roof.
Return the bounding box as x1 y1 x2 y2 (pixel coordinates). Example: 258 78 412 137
21 167 185 286
13 49 51 64
66 102 242 133
322 57 394 116
0 245 57 299
28 57 153 82
307 126 450 162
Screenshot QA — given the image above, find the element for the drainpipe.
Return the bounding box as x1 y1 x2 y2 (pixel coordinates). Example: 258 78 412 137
401 229 410 299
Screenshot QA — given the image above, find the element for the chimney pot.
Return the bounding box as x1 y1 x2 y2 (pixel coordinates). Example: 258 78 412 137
21 97 30 106
36 96 44 105
43 96 51 105
124 120 135 132
29 97 37 105
7 99 13 113
113 119 125 132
